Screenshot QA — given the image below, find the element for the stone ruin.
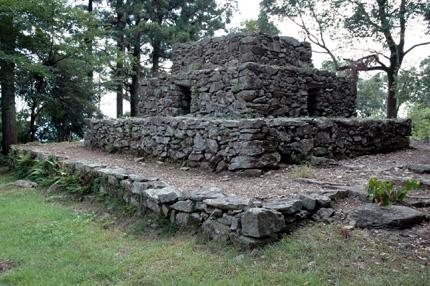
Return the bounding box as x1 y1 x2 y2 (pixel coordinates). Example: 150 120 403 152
85 33 411 172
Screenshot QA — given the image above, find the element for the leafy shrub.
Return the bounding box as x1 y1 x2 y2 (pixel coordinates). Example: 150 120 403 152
10 152 93 195
367 177 420 206
231 83 241 94
408 104 430 141
105 144 117 154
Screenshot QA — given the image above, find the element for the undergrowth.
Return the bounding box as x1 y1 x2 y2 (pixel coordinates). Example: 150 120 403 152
10 150 94 195
367 177 420 206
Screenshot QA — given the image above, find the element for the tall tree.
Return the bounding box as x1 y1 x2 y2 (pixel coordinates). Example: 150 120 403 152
114 0 127 117
1 0 100 144
143 0 235 74
239 1 280 36
263 0 430 118
0 13 18 154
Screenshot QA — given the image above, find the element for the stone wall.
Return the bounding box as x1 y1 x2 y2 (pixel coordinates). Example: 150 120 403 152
137 74 191 117
171 33 313 74
137 63 356 118
189 63 357 118
14 147 351 248
84 117 411 171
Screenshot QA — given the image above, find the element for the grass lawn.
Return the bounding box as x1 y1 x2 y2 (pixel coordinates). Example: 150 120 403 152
0 168 428 286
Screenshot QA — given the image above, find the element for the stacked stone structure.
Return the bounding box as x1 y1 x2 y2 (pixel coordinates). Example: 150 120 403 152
85 32 411 171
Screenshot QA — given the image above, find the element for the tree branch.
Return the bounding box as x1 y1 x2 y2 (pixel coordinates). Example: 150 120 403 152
404 41 430 56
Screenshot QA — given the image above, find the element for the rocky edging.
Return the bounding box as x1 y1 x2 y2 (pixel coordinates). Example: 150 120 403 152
11 147 350 249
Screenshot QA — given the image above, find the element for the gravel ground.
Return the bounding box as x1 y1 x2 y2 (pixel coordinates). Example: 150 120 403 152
15 141 430 199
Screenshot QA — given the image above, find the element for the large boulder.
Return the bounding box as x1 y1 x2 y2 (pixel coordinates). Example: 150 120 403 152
348 204 426 229
241 208 286 238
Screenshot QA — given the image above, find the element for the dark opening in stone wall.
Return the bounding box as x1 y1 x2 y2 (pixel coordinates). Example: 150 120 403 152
307 88 320 117
179 85 192 114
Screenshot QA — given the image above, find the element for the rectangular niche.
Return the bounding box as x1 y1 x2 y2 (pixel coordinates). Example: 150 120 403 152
307 87 320 117
178 85 192 114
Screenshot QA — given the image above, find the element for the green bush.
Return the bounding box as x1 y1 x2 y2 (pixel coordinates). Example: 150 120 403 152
11 152 93 195
367 177 420 206
408 104 430 141
105 143 118 154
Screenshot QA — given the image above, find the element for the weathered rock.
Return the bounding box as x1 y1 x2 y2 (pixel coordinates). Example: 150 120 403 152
175 212 201 226
263 199 302 214
204 196 250 210
157 186 182 203
170 200 194 213
188 187 225 201
312 208 334 222
202 220 231 241
298 194 316 211
13 180 37 188
404 196 430 208
406 164 430 174
241 208 286 238
348 204 426 229
229 232 279 249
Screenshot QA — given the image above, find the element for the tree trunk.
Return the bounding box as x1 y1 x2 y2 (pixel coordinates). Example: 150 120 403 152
0 15 18 155
151 39 161 75
115 0 126 118
24 100 38 143
86 0 95 101
130 41 141 117
386 69 398 118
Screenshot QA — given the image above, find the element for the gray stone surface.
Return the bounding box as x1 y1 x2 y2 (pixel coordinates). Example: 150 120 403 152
312 208 335 222
188 187 225 201
241 208 286 238
348 204 426 229
263 199 302 214
85 117 411 171
202 220 231 241
171 33 313 74
204 196 250 210
298 194 317 211
406 164 430 174
13 180 37 188
170 200 195 213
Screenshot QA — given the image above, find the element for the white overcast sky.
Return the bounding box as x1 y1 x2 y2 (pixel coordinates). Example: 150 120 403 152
96 0 430 117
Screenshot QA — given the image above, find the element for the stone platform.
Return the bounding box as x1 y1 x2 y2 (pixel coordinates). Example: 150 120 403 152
84 116 411 172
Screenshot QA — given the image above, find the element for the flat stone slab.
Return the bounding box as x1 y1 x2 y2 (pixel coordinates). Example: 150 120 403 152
406 164 430 174
263 199 302 214
203 196 250 210
13 180 37 188
348 204 426 229
188 187 225 201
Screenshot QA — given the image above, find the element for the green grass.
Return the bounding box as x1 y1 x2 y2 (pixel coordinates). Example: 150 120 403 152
0 169 429 286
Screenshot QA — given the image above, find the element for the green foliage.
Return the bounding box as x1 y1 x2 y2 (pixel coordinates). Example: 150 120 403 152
409 104 430 141
11 152 93 195
0 0 101 143
239 3 279 36
367 177 420 206
105 143 118 154
357 73 386 118
231 83 241 94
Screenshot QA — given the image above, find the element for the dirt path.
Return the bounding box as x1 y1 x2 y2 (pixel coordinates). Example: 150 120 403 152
15 141 429 199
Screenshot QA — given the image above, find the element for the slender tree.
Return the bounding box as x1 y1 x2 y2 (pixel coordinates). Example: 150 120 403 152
0 13 18 154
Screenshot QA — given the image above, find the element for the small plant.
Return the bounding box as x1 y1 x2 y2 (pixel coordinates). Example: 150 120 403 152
367 177 420 206
105 143 118 154
290 165 317 179
231 83 241 94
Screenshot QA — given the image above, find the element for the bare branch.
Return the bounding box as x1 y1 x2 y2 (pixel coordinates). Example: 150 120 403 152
404 41 430 56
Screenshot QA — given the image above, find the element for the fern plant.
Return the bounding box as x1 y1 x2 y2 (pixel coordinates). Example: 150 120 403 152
367 177 420 206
